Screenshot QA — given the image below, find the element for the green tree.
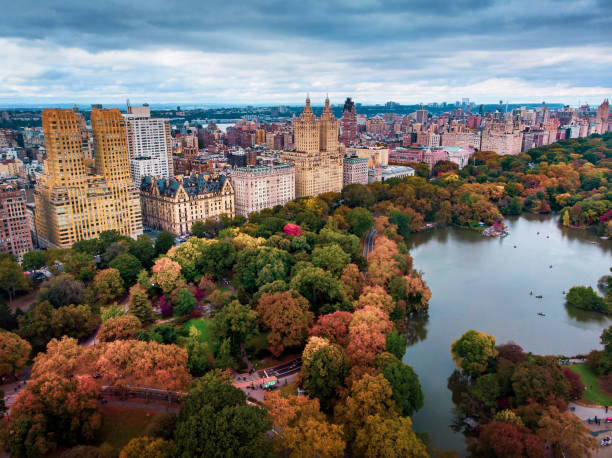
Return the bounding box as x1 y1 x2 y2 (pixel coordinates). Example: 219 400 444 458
109 253 143 287
290 266 347 314
345 207 374 237
450 329 498 378
21 250 47 271
302 342 349 411
0 257 30 302
128 284 155 323
38 274 85 308
566 286 606 312
64 251 97 282
341 184 374 208
469 373 501 411
174 370 271 458
72 238 100 256
388 210 412 239
175 288 196 316
386 329 407 360
199 241 236 277
155 231 175 256
382 362 424 417
185 327 213 376
212 300 258 355
129 234 156 268
88 268 125 306
311 243 351 277
191 221 206 238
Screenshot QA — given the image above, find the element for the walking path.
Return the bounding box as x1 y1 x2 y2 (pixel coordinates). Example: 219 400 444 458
363 228 377 258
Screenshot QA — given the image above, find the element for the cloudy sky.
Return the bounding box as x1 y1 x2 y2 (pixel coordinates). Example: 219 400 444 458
1 0 611 106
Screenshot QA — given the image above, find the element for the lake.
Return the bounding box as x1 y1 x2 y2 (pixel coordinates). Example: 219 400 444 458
403 215 612 455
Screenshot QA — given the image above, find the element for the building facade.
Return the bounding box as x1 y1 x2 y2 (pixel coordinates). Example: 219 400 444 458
343 156 369 186
34 108 142 248
340 97 357 145
231 163 295 216
123 104 173 184
280 97 343 198
140 174 234 235
0 183 33 260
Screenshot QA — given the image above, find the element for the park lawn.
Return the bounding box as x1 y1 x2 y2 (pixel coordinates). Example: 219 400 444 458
183 318 213 345
568 363 612 406
97 405 160 450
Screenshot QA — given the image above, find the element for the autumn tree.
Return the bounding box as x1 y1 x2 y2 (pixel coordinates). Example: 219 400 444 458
450 329 498 378
367 236 400 286
310 311 353 347
354 414 428 458
537 406 597 458
151 257 184 295
511 356 570 405
476 421 546 458
354 285 395 315
346 306 393 367
334 373 399 445
0 330 31 375
7 374 101 457
340 263 363 300
97 314 142 342
88 268 125 306
174 370 271 457
257 290 314 356
265 392 345 457
120 436 173 458
128 284 155 323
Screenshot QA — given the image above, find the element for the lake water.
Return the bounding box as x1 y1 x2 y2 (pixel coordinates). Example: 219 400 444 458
403 215 612 455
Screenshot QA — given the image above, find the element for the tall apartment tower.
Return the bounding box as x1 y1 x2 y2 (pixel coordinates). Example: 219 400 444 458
340 97 357 145
279 96 343 197
0 183 33 260
123 104 173 184
34 108 142 248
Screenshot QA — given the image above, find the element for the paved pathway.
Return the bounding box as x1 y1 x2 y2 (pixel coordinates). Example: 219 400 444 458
363 228 377 258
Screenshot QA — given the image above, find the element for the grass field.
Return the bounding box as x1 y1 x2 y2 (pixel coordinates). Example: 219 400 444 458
97 405 160 449
568 363 612 406
183 318 214 344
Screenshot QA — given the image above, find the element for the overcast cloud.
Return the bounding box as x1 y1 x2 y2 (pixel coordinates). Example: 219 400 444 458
1 0 611 105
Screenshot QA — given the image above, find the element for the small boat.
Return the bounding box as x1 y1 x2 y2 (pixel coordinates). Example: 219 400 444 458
535 295 543 299
562 291 566 294
537 312 545 316
513 245 517 248
529 291 533 295
537 232 540 235
546 235 549 238
549 265 553 268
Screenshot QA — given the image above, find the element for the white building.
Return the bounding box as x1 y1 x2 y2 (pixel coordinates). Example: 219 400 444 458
380 165 415 181
123 104 173 184
230 163 295 216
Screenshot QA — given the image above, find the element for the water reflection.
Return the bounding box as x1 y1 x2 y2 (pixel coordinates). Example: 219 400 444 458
405 312 429 346
564 302 610 324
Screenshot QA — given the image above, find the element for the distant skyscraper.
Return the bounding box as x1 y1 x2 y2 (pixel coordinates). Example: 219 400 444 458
415 105 428 124
35 108 142 248
340 97 357 145
123 104 173 184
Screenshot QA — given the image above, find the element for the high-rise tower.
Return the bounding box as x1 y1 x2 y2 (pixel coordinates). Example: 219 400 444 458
279 96 342 197
340 97 357 145
34 107 142 248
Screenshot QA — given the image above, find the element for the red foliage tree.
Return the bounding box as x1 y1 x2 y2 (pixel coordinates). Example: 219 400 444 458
310 311 353 347
477 421 545 458
562 368 585 400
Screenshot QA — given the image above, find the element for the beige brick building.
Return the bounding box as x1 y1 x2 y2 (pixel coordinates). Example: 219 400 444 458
231 163 295 216
280 97 343 198
140 174 234 235
34 108 142 248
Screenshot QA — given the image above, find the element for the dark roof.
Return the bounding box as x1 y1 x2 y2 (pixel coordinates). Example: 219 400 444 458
140 174 227 198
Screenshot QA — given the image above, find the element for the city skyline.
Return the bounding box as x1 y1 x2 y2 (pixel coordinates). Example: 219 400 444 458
1 0 611 105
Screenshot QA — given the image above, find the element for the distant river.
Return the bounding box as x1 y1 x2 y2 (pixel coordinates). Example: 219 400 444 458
403 215 612 455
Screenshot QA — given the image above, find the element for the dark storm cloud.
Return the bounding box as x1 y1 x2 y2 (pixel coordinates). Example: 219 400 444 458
0 0 611 103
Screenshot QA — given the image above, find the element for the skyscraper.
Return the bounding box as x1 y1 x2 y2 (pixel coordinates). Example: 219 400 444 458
340 97 357 145
123 104 173 184
279 96 343 197
34 107 142 248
